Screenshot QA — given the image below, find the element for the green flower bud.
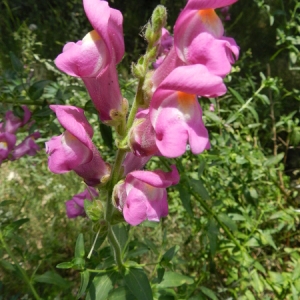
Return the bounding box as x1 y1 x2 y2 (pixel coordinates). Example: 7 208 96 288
151 5 167 34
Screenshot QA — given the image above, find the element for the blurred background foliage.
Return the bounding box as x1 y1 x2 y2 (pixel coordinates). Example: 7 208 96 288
0 0 300 299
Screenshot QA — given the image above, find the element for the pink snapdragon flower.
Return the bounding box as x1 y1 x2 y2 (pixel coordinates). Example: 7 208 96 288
0 133 16 164
122 152 152 176
45 105 110 186
128 109 160 157
65 187 98 218
2 106 31 134
150 64 226 158
55 0 124 122
174 0 239 77
114 165 180 226
10 132 40 160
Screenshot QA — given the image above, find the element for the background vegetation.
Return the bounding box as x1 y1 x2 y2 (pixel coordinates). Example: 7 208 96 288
0 0 300 299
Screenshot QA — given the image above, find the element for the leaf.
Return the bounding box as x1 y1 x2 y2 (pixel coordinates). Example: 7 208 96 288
228 87 245 104
0 260 16 272
177 185 193 216
77 270 90 299
251 270 264 293
111 223 128 254
56 262 73 269
207 218 218 256
157 266 165 284
9 52 23 72
124 267 153 300
86 272 118 300
190 178 209 200
161 245 180 263
204 111 222 124
217 214 237 232
34 271 69 288
107 287 136 300
0 200 15 207
3 218 30 236
100 123 113 149
264 153 284 166
75 233 85 258
28 80 52 101
197 158 206 177
199 286 218 300
157 271 194 288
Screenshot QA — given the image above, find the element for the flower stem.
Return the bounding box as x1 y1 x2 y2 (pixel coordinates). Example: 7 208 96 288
0 231 41 300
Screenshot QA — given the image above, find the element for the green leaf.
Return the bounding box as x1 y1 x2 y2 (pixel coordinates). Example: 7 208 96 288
190 178 209 200
77 270 90 299
124 267 153 300
100 123 113 149
228 87 245 104
157 271 194 288
251 270 264 293
9 52 23 72
28 80 52 101
56 261 73 269
0 260 16 272
111 223 128 254
157 266 165 284
0 200 15 207
3 218 30 236
197 158 206 177
264 153 284 166
204 111 222 124
34 271 70 288
217 214 237 232
161 245 180 263
86 272 118 300
177 185 193 216
75 233 85 258
107 286 136 300
207 218 218 256
199 286 218 300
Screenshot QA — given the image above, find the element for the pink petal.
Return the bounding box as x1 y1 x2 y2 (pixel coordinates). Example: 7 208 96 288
45 132 92 174
185 0 238 10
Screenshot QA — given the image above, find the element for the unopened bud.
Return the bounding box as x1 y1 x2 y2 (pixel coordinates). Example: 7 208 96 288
151 5 167 34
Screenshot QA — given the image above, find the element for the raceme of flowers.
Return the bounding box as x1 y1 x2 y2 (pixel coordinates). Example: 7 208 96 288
0 105 40 165
46 0 239 226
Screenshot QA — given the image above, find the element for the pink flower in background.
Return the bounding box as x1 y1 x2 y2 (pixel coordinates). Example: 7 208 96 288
209 103 215 111
65 187 98 218
10 132 40 160
114 165 180 226
45 105 110 186
150 64 226 158
220 6 231 21
0 133 16 163
2 106 31 134
55 0 124 122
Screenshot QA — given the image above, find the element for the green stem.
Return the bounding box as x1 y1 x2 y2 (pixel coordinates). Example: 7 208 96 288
0 231 41 300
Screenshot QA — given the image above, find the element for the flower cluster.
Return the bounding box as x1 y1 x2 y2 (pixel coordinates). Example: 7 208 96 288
46 0 239 226
0 106 40 165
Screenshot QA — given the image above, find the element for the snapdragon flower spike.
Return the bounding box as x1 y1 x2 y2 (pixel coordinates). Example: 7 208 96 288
45 105 110 186
114 165 180 226
0 133 16 164
3 106 31 134
65 187 98 218
174 0 239 77
10 132 40 160
150 64 226 158
55 0 124 122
